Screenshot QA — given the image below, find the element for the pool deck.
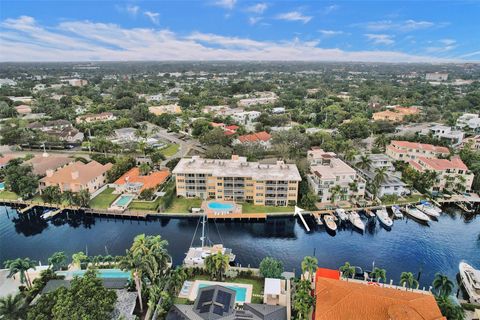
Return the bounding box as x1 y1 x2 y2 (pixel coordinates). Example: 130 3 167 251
201 200 242 215
185 279 253 304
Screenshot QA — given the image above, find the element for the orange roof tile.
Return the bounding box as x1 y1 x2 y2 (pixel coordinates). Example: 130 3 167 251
315 277 445 320
41 161 112 185
316 268 340 280
0 154 18 167
114 167 170 191
238 131 271 143
390 140 449 154
414 156 468 171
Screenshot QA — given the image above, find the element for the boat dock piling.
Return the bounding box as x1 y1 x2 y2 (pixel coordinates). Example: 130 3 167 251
19 204 36 214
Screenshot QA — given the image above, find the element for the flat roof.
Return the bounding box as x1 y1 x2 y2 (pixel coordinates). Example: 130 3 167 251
264 278 281 295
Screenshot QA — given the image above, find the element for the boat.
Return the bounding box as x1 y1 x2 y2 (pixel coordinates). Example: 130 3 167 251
416 200 441 218
391 205 403 219
363 209 375 218
456 201 475 213
183 213 236 267
459 262 480 304
404 205 430 222
376 206 393 228
348 211 365 231
41 210 56 220
335 208 348 221
323 214 337 232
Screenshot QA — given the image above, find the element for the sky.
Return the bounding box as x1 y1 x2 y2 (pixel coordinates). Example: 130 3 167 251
0 0 479 63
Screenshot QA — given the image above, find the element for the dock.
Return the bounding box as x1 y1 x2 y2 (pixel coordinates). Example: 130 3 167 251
19 204 36 214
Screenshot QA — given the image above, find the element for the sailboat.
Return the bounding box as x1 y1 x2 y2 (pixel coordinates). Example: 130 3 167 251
183 212 235 267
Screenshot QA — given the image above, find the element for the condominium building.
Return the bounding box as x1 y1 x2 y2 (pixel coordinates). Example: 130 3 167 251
307 148 365 203
409 156 474 192
172 155 301 206
386 140 450 161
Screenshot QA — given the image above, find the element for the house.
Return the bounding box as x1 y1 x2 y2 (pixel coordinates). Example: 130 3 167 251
76 112 116 124
173 155 301 206
263 278 288 307
456 113 480 133
235 131 272 148
231 110 261 125
113 167 170 195
409 156 474 192
27 120 84 143
15 105 32 115
114 128 138 143
166 285 287 320
420 124 464 147
461 135 480 150
314 268 445 320
307 148 366 204
24 154 73 176
39 161 112 193
272 107 285 114
148 104 182 115
0 154 18 169
386 140 450 161
64 79 88 87
238 92 278 107
426 72 449 81
7 96 34 104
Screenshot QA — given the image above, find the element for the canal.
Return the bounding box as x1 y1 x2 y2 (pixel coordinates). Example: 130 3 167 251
0 205 479 289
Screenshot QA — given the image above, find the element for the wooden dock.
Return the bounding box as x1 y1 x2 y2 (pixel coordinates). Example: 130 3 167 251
19 204 36 214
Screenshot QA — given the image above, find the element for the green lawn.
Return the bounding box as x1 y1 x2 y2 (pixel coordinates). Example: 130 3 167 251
160 144 180 157
242 203 294 214
89 188 118 209
0 191 19 200
173 297 191 305
128 198 161 211
189 274 264 295
164 197 202 213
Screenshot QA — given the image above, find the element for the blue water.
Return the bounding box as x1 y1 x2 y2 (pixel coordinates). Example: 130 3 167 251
114 195 133 207
0 205 479 291
198 283 247 302
57 269 130 279
208 202 234 210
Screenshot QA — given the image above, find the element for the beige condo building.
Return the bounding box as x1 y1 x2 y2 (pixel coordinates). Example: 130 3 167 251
172 155 301 206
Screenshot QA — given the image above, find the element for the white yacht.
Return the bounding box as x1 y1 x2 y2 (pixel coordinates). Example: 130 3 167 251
41 210 56 220
335 208 348 221
348 211 365 231
416 201 441 218
404 205 430 222
459 262 480 304
376 206 393 228
391 205 403 219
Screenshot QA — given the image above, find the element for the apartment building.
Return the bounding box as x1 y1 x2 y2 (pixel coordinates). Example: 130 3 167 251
172 155 301 206
386 140 450 161
307 148 365 204
409 156 474 192
426 72 449 81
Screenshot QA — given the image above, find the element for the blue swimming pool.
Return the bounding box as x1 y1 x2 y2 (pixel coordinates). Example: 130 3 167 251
113 195 133 207
0 182 5 191
208 202 234 211
57 269 131 279
198 283 247 302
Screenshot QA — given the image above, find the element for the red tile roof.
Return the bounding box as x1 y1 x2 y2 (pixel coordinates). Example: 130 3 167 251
316 268 340 280
238 131 271 143
413 156 468 171
390 140 449 154
114 167 170 192
210 122 225 127
225 125 239 130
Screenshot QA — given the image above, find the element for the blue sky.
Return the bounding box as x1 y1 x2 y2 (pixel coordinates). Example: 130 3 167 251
1 0 479 62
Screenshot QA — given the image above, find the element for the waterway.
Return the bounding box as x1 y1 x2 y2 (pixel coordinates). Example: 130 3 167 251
0 205 479 290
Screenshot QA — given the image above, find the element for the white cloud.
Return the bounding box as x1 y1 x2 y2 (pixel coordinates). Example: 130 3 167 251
365 34 395 45
439 38 456 46
276 11 312 24
126 5 140 16
0 16 463 63
144 11 160 24
247 3 268 14
426 39 457 53
362 19 437 32
323 5 339 14
248 17 263 25
213 0 236 10
319 29 344 37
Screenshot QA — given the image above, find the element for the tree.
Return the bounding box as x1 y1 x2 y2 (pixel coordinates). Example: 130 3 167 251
71 252 88 268
0 294 26 320
139 162 151 176
139 188 155 201
200 128 231 146
339 117 371 140
432 273 454 297
370 267 387 283
106 156 135 182
272 129 310 159
293 280 314 320
357 154 372 170
41 186 62 204
75 189 90 207
204 144 233 159
301 256 318 281
4 163 38 199
339 262 355 279
435 295 465 320
329 185 342 204
400 271 419 289
374 134 389 152
204 252 230 281
259 257 284 279
4 258 36 289
48 252 67 271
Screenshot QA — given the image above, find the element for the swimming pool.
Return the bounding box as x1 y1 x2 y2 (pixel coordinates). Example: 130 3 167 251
57 269 130 279
208 202 234 211
198 283 247 302
0 182 4 191
113 195 134 207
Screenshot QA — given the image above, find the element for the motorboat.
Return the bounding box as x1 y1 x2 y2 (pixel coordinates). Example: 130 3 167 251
323 214 337 232
335 208 348 221
391 205 403 219
376 206 393 228
459 262 480 304
404 205 430 222
348 211 365 231
363 209 375 218
41 210 56 220
416 200 441 218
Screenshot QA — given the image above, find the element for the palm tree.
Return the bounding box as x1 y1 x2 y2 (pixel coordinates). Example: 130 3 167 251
169 267 188 294
301 256 318 281
374 134 389 152
213 252 230 281
0 294 26 320
329 185 341 204
374 167 388 186
343 149 357 163
4 258 36 289
432 273 454 297
71 251 88 268
370 267 387 283
119 251 145 312
48 251 67 271
435 295 465 320
339 262 355 279
357 154 372 170
400 271 419 289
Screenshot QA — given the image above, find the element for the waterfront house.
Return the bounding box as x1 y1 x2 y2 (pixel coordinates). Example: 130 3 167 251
419 124 464 147
307 148 366 204
113 167 170 195
39 160 112 193
172 155 301 206
409 156 474 192
456 113 480 133
148 104 182 115
314 268 446 320
76 112 116 124
25 154 73 176
234 131 272 148
386 140 450 161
